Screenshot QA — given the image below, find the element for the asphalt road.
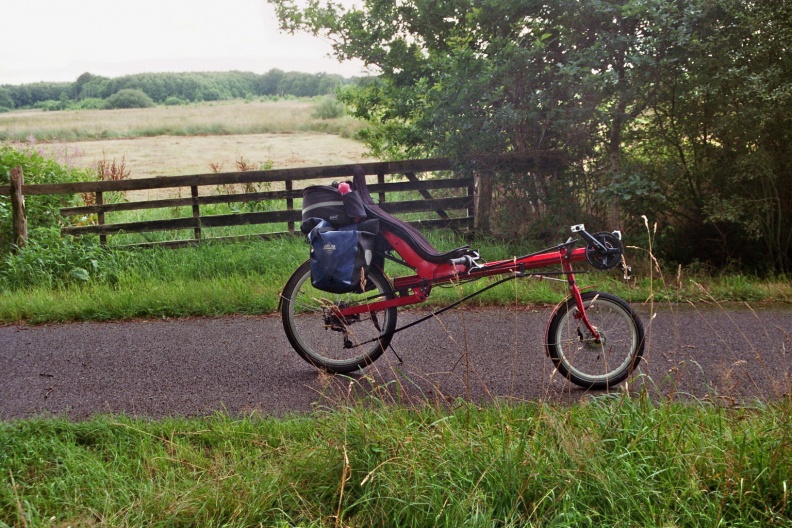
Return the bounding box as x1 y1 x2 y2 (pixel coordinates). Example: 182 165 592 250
1 303 790 420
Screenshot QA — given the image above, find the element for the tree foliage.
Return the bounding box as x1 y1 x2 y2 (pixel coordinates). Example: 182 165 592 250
270 0 792 272
0 87 14 110
0 70 363 109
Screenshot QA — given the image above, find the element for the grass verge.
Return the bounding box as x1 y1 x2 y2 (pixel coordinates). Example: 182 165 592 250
1 394 790 527
1 232 790 324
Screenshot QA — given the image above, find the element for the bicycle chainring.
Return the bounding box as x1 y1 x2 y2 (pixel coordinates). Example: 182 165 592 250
585 232 624 270
323 302 360 332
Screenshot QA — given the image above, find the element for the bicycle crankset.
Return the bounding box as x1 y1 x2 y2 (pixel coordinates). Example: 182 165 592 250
323 302 359 332
584 231 624 270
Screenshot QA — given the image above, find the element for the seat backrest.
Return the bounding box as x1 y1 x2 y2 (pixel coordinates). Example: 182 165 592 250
352 165 469 263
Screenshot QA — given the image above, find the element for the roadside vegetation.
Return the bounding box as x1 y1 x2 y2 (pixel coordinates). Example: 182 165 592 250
1 134 789 324
1 225 790 324
2 395 790 526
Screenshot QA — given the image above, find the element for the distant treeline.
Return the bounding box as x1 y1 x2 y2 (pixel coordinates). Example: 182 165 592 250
0 70 372 110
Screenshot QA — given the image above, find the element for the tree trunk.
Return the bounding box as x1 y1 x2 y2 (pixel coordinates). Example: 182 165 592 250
474 170 493 234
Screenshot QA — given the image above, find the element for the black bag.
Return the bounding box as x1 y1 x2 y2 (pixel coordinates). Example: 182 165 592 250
307 218 380 293
301 184 366 227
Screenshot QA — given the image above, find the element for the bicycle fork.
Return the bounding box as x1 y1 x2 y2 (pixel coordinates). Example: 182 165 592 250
562 250 601 342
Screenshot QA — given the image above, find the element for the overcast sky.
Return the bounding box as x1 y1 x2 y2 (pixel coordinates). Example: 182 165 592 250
0 0 370 85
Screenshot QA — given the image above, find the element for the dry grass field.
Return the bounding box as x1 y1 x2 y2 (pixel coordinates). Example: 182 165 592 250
47 133 373 200
1 99 374 199
52 133 372 178
0 99 362 139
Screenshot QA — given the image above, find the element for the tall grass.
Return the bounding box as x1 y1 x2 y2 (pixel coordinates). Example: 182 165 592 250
1 394 790 527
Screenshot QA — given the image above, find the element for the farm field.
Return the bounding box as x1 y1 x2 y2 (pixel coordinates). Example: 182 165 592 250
1 99 374 199
0 99 365 142
47 132 373 200
51 133 373 179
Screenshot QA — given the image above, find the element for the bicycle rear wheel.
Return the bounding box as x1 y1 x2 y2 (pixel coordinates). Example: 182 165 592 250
280 260 397 373
545 291 644 389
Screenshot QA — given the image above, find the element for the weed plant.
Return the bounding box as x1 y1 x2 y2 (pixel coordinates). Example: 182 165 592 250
0 143 88 249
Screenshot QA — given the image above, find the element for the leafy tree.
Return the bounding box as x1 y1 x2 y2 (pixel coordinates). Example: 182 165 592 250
2 70 358 108
3 82 72 108
270 0 792 271
270 0 684 231
278 71 320 97
258 69 285 95
0 87 14 110
616 0 792 271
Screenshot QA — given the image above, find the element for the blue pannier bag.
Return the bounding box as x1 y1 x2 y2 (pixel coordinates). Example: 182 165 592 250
306 218 380 294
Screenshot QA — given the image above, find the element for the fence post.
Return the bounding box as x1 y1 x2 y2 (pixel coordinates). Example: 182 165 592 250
467 173 475 228
191 186 201 241
96 191 107 245
474 170 493 235
285 180 294 233
377 173 386 204
10 166 27 249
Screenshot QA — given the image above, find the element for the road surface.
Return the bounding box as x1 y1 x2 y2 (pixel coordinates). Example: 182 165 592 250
1 304 790 419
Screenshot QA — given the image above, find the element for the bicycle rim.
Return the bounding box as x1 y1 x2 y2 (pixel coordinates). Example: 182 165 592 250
548 292 643 388
282 262 397 373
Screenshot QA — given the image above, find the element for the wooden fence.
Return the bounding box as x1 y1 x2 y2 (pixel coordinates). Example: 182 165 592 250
1 152 565 249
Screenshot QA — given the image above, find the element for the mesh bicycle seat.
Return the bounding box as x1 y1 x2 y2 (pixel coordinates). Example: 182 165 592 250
352 165 475 264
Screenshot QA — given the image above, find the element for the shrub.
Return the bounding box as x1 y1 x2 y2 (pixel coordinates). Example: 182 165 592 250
0 227 124 290
74 97 106 110
0 143 89 252
163 96 188 106
312 95 345 119
34 99 69 111
104 89 154 109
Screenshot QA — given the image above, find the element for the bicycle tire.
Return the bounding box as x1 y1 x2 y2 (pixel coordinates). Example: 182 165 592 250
545 291 645 389
280 260 398 373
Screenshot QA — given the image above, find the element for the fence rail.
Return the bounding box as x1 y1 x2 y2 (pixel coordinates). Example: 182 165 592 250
1 151 566 249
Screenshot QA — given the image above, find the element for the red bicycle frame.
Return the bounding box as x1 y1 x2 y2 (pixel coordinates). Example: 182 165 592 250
334 228 602 340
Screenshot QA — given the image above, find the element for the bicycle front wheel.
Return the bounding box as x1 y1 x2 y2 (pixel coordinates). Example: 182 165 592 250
545 291 644 390
280 260 397 373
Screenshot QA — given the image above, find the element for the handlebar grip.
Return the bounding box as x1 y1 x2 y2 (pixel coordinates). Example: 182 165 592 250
449 251 482 270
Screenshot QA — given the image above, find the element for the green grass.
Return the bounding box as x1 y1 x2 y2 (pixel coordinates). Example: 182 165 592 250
1 230 790 324
1 394 790 527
